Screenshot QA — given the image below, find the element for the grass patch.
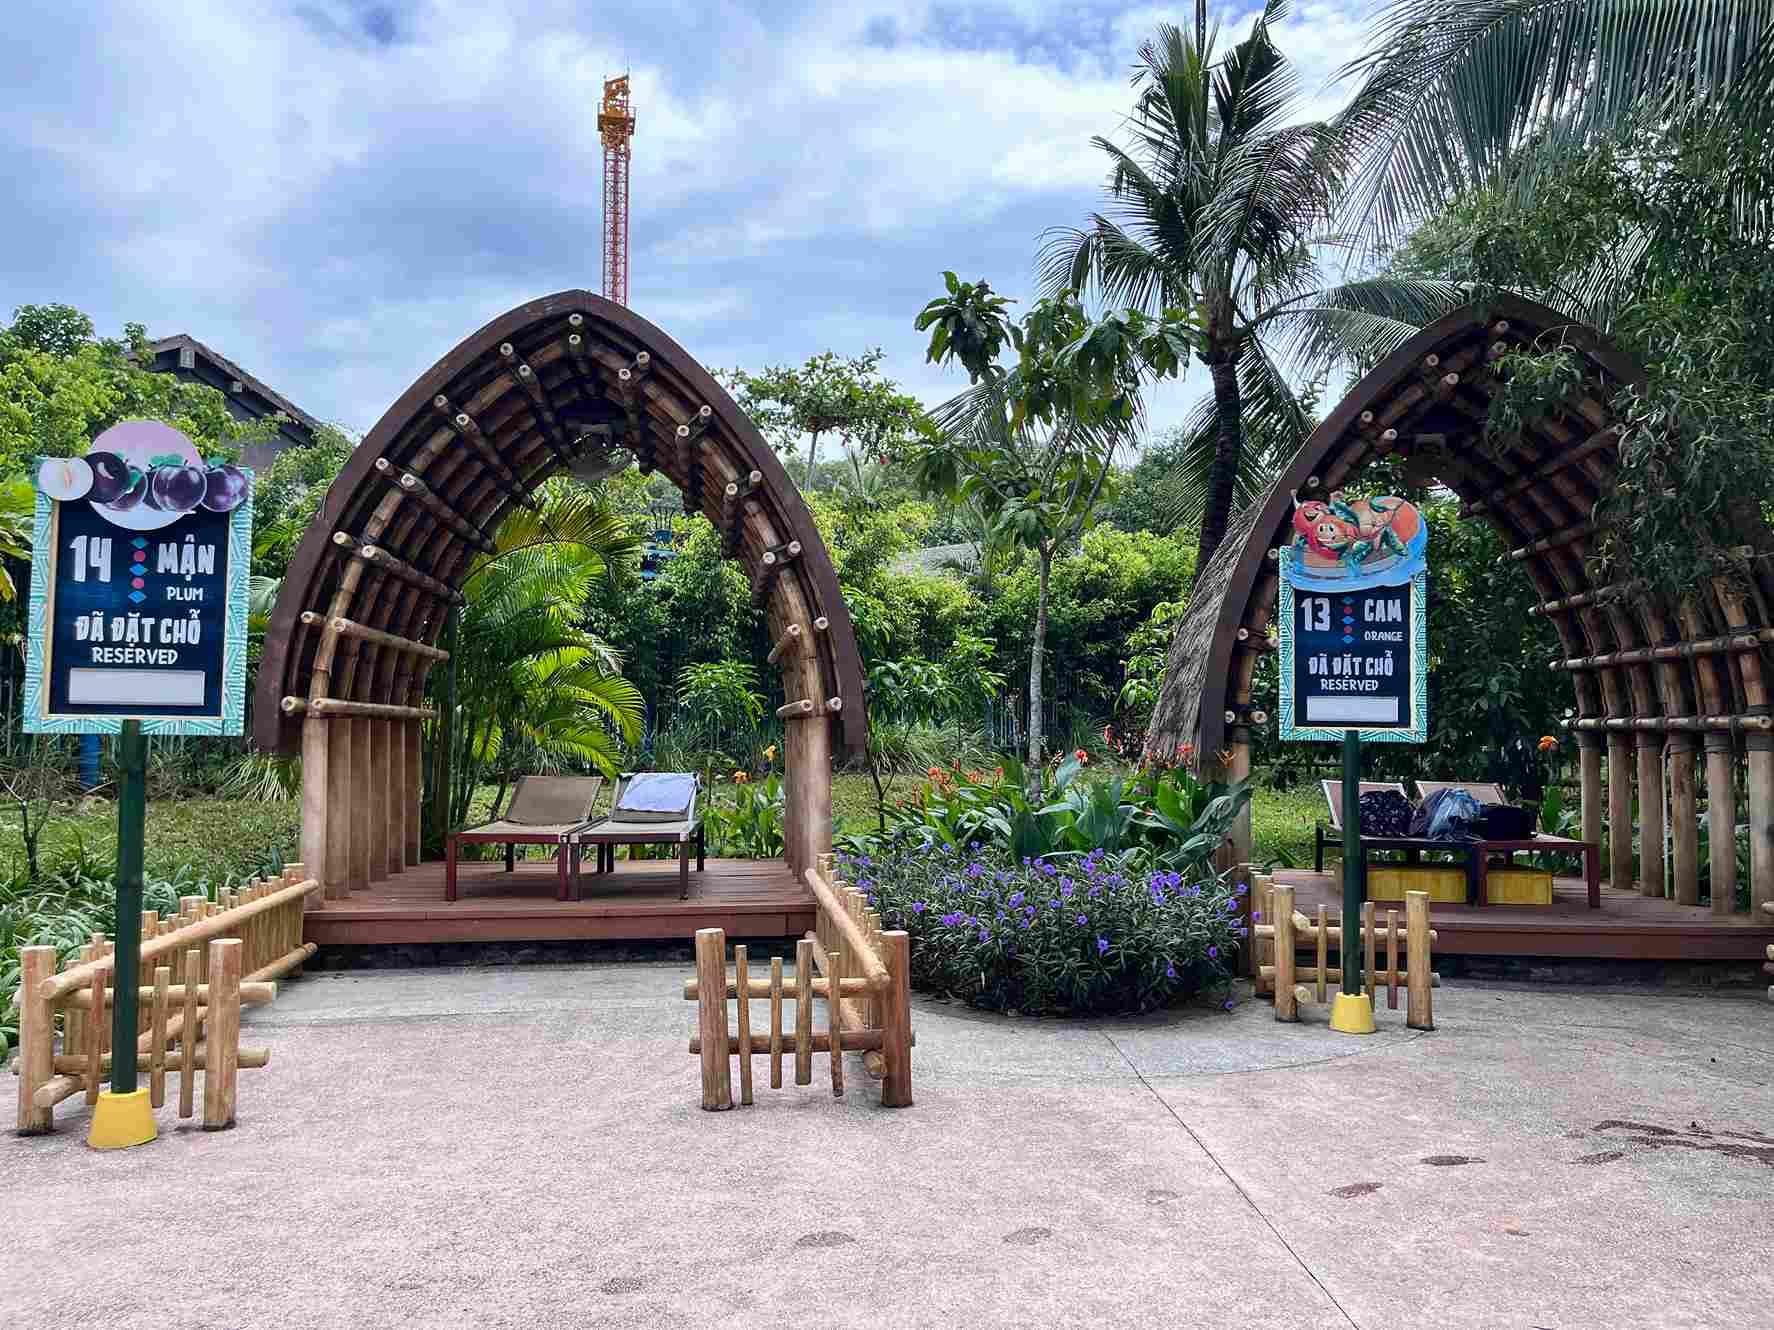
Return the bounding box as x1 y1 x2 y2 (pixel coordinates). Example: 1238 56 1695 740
1250 781 1322 869
0 797 299 886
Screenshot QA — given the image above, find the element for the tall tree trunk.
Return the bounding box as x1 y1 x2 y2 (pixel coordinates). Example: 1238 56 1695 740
1027 543 1052 791
1195 352 1245 571
802 429 823 492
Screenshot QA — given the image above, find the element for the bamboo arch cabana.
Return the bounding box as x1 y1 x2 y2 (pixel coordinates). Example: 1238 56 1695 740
254 290 867 899
1146 295 1774 919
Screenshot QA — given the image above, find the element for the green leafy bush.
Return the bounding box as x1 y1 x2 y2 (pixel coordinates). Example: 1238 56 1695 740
705 773 785 858
848 843 1246 1015
853 754 1250 875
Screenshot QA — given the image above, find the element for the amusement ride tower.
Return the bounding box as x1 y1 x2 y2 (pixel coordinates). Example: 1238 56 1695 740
598 75 635 305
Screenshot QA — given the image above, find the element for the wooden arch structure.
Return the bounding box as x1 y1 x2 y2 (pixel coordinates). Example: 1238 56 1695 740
1146 295 1774 918
254 290 867 898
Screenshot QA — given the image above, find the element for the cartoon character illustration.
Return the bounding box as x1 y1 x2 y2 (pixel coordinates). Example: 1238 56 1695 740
1287 490 1426 589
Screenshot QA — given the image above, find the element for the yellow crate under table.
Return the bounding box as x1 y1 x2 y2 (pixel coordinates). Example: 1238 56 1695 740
1484 866 1554 905
1368 865 1466 903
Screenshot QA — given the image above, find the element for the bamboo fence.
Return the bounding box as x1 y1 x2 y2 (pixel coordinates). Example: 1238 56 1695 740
684 856 912 1109
1248 871 1437 1031
13 865 320 1134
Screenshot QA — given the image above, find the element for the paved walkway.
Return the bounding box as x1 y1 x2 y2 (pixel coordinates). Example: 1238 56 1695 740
5 965 1771 1328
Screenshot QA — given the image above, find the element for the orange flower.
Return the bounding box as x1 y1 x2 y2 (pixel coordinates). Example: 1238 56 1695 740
763 744 777 763
1074 748 1089 764
732 770 749 784
1538 735 1560 752
926 765 943 779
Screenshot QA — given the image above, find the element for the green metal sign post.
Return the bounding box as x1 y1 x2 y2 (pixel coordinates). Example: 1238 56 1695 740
110 721 147 1094
1341 729 1363 995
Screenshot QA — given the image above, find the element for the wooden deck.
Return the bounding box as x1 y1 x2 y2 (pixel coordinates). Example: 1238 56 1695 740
1275 870 1774 961
300 855 1771 960
303 856 814 946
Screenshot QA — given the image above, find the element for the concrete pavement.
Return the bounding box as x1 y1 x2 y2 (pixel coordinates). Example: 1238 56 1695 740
3 963 1770 1329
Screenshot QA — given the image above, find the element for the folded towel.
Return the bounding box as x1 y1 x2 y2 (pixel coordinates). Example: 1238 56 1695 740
617 773 696 815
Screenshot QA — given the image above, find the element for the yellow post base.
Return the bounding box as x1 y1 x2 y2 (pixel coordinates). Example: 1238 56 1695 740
87 1089 158 1150
1328 992 1376 1035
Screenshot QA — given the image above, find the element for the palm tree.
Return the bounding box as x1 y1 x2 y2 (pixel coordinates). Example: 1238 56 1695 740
1039 0 1461 569
1334 1 1774 256
443 483 646 826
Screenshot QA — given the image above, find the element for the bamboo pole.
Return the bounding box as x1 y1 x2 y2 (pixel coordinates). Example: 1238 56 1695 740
327 717 352 897
50 1047 270 1076
203 938 241 1130
1273 885 1297 1021
148 966 170 1110
691 1031 887 1056
14 946 56 1134
794 938 814 1085
301 715 331 895
178 948 198 1119
1314 905 1328 1005
880 930 913 1108
387 721 406 878
734 944 753 1107
1406 892 1433 1030
64 981 276 1010
282 697 439 721
1636 736 1665 898
769 957 784 1090
767 623 803 664
1259 966 1439 987
1751 736 1774 920
1363 902 1376 1001
693 929 732 1111
1577 733 1603 871
802 868 888 988
1707 737 1739 914
683 975 876 1001
405 718 423 867
1670 738 1700 905
827 934 845 1099
1386 910 1399 1010
320 616 451 661
83 964 103 1106
1608 734 1634 891
351 716 372 891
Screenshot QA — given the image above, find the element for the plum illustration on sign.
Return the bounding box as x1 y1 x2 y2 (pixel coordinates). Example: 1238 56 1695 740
1278 491 1428 743
24 421 254 735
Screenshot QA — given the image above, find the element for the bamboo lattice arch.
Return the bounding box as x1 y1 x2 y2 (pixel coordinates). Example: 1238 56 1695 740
1145 295 1774 918
253 290 867 896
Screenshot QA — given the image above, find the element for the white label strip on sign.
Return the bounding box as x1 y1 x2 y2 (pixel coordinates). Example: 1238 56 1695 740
1305 696 1400 725
67 668 206 707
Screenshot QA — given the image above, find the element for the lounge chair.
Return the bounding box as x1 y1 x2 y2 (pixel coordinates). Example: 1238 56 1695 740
445 775 606 903
1314 780 1409 871
574 772 706 901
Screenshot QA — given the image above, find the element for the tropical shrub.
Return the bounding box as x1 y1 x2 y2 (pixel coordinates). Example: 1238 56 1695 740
704 772 786 858
859 755 1251 876
848 843 1247 1016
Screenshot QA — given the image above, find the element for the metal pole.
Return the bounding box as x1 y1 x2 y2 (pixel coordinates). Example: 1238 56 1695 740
111 720 146 1093
1341 728 1363 995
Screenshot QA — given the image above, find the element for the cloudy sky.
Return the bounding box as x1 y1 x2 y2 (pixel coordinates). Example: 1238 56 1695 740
3 0 1373 442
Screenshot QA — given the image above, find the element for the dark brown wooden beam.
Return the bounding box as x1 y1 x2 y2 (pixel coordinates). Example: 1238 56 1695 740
373 458 495 553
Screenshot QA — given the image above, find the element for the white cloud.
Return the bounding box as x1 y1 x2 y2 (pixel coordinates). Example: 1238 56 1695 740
1 0 1375 438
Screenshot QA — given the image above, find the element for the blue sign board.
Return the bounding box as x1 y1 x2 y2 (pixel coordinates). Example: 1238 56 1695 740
1277 493 1428 743
24 421 253 736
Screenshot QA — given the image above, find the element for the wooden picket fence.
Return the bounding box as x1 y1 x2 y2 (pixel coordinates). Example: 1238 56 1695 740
685 855 912 1109
1248 872 1437 1031
13 865 322 1134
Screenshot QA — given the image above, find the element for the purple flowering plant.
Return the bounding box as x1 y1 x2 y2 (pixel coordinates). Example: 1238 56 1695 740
837 841 1245 1015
